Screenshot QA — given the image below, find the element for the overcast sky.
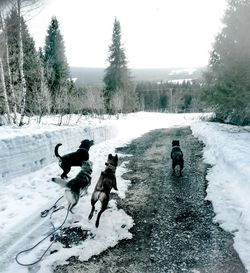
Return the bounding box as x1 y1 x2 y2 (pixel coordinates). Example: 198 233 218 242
27 0 227 69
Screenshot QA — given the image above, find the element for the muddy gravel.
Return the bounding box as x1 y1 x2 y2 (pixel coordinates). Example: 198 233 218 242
54 127 246 273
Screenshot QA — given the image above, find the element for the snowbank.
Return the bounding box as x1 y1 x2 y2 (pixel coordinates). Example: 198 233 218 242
0 124 117 183
191 122 250 272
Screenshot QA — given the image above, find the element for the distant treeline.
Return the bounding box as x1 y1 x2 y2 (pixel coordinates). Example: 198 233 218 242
135 80 206 113
70 67 206 114
70 66 204 86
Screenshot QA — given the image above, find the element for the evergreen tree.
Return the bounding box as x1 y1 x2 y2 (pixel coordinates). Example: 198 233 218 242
5 8 42 116
5 9 19 102
203 0 250 125
22 18 43 114
43 16 70 111
103 17 133 113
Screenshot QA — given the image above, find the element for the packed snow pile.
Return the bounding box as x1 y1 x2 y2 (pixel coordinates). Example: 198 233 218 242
0 123 118 183
191 122 250 271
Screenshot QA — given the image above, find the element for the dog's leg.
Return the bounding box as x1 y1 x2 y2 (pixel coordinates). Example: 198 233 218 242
69 192 79 213
172 160 176 175
88 193 98 220
172 162 176 176
88 204 95 220
61 166 71 179
179 162 183 177
69 202 77 213
95 195 109 228
65 190 79 213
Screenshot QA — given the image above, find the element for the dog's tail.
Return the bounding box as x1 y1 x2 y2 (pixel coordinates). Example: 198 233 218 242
51 177 68 188
54 143 62 159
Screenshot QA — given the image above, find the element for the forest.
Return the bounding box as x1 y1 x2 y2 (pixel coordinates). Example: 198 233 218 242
0 0 249 126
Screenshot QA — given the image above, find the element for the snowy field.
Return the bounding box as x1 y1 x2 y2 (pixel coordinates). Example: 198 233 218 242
0 112 249 273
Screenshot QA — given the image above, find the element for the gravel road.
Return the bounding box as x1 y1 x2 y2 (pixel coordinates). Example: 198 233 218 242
55 127 246 273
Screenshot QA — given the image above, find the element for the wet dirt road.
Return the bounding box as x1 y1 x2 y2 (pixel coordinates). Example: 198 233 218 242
55 127 246 273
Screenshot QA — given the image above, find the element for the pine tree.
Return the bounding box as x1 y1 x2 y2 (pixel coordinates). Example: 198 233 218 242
44 16 70 112
103 17 133 113
5 8 42 116
22 19 43 115
203 0 250 125
0 0 47 124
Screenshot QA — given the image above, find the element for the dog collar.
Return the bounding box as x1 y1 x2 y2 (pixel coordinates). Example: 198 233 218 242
105 163 117 172
85 173 92 180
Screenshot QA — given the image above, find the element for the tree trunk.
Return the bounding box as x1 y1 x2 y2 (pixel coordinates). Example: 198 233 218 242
5 30 17 123
17 0 27 126
0 57 11 123
39 60 50 114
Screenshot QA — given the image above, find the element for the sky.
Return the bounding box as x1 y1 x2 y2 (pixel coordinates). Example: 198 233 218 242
0 112 250 273
26 0 227 68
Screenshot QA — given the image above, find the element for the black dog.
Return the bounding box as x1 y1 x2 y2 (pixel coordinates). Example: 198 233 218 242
55 139 94 179
88 154 118 228
51 160 93 213
171 140 184 177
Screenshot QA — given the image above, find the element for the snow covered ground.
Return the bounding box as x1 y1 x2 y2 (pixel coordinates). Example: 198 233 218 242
191 121 250 272
0 112 249 273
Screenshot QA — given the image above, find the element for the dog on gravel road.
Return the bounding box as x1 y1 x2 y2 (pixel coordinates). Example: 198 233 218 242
171 140 184 177
55 139 94 179
51 160 93 213
88 154 118 228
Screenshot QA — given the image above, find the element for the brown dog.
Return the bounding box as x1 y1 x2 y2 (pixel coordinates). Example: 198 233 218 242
171 140 184 177
88 154 118 228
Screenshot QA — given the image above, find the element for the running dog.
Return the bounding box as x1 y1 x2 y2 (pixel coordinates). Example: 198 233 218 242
171 140 184 177
88 154 118 228
51 160 93 213
55 139 94 179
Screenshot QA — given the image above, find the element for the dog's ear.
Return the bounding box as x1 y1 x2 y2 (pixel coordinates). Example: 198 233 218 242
114 154 118 163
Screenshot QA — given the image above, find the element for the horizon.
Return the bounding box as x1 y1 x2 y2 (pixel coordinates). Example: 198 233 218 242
69 65 205 70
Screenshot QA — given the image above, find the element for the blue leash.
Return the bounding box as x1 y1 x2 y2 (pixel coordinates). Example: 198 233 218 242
15 199 69 266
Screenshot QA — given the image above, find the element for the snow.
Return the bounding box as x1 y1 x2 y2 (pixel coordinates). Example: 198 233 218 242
0 112 250 273
167 78 193 84
0 122 117 182
168 68 197 75
191 122 250 272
